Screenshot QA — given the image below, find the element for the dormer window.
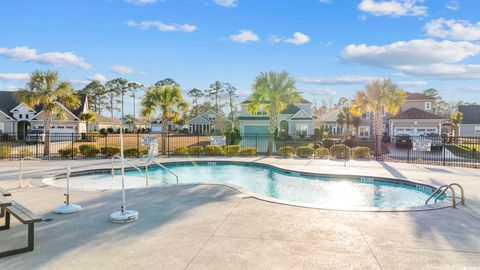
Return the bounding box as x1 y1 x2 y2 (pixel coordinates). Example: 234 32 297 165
425 102 432 110
26 114 29 119
19 114 23 119
208 114 216 121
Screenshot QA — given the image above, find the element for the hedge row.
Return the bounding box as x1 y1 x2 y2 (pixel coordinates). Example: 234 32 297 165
174 145 257 157
58 145 149 158
277 145 371 159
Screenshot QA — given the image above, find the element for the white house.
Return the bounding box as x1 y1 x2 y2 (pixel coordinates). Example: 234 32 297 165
0 91 89 139
187 110 232 134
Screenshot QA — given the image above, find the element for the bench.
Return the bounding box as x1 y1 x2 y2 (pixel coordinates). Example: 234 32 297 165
0 200 42 258
0 186 11 197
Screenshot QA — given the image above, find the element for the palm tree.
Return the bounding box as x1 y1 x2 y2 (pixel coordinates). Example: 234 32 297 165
449 111 463 137
351 79 406 156
79 112 96 134
247 71 301 156
16 70 80 156
127 82 144 119
336 106 351 138
140 84 188 154
187 88 204 116
123 114 136 131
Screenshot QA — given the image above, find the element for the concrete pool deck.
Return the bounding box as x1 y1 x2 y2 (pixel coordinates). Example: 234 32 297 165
0 157 479 269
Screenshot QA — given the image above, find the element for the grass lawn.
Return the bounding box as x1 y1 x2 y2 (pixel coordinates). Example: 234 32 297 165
446 144 480 159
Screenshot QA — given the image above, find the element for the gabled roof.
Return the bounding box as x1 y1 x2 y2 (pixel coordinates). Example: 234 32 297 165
458 105 480 124
318 108 340 122
390 108 443 120
0 91 19 117
289 108 314 120
187 110 230 124
92 112 122 125
406 92 435 101
281 104 301 115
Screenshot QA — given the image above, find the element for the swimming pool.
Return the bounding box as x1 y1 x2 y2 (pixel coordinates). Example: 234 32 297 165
47 162 442 210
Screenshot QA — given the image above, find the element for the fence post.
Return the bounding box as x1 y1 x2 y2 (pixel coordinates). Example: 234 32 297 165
407 145 410 163
197 132 200 157
104 134 107 158
442 139 446 166
167 132 170 157
136 132 140 158
71 133 74 160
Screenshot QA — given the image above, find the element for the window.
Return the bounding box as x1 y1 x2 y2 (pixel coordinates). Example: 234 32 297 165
295 124 308 136
362 112 371 119
19 114 22 119
0 123 4 133
425 102 432 110
475 126 480 135
26 114 29 119
359 126 370 137
207 114 216 121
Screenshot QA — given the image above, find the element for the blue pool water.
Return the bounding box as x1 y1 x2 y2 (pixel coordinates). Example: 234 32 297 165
51 162 438 209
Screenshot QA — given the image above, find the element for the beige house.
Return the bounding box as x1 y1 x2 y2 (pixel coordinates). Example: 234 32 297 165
89 112 123 132
187 110 232 134
388 93 444 136
0 91 88 139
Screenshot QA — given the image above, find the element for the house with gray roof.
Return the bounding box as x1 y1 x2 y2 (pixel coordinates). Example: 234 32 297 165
0 91 89 139
238 97 314 136
458 105 480 137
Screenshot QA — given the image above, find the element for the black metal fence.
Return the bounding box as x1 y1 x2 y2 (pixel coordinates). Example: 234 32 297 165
0 132 479 168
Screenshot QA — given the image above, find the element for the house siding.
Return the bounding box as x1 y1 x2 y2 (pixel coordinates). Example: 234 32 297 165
0 113 14 133
401 100 433 113
459 124 480 137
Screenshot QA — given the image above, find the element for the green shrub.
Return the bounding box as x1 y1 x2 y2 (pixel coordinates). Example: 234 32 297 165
351 146 370 159
240 147 257 156
58 147 78 158
278 146 295 157
100 146 120 157
0 146 12 159
224 145 240 156
79 144 99 157
322 138 334 149
296 146 314 158
314 147 330 159
18 149 33 158
174 146 189 156
188 146 204 155
124 148 140 157
330 144 350 159
204 145 224 156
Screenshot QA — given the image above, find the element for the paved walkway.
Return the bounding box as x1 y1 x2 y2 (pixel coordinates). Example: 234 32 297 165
0 158 479 269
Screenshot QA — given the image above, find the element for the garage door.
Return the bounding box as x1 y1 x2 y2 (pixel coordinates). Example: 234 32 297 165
244 126 269 134
394 128 415 136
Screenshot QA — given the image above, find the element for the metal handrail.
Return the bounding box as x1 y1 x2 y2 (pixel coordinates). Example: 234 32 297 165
18 157 67 188
425 185 450 205
425 183 465 208
447 183 465 206
111 155 143 181
150 159 179 184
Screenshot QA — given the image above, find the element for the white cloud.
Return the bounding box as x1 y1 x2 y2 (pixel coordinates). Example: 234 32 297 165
446 0 460 10
127 20 197 32
0 46 91 69
213 0 238 8
0 73 29 80
299 75 381 85
229 30 260 43
358 0 427 17
397 80 427 87
271 32 311 45
124 0 159 5
341 39 480 68
111 65 138 75
88 73 107 82
425 18 480 41
401 64 480 80
304 88 337 95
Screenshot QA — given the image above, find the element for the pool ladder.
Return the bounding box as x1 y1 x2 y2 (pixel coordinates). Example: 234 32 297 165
425 183 465 208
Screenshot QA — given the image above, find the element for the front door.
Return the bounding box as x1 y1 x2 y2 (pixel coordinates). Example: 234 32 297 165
17 121 31 139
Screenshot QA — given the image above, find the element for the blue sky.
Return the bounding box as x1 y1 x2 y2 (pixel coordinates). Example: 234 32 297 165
1 0 480 116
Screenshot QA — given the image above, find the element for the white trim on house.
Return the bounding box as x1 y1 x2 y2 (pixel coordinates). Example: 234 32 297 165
32 101 80 121
0 110 14 120
288 109 314 121
9 103 34 113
